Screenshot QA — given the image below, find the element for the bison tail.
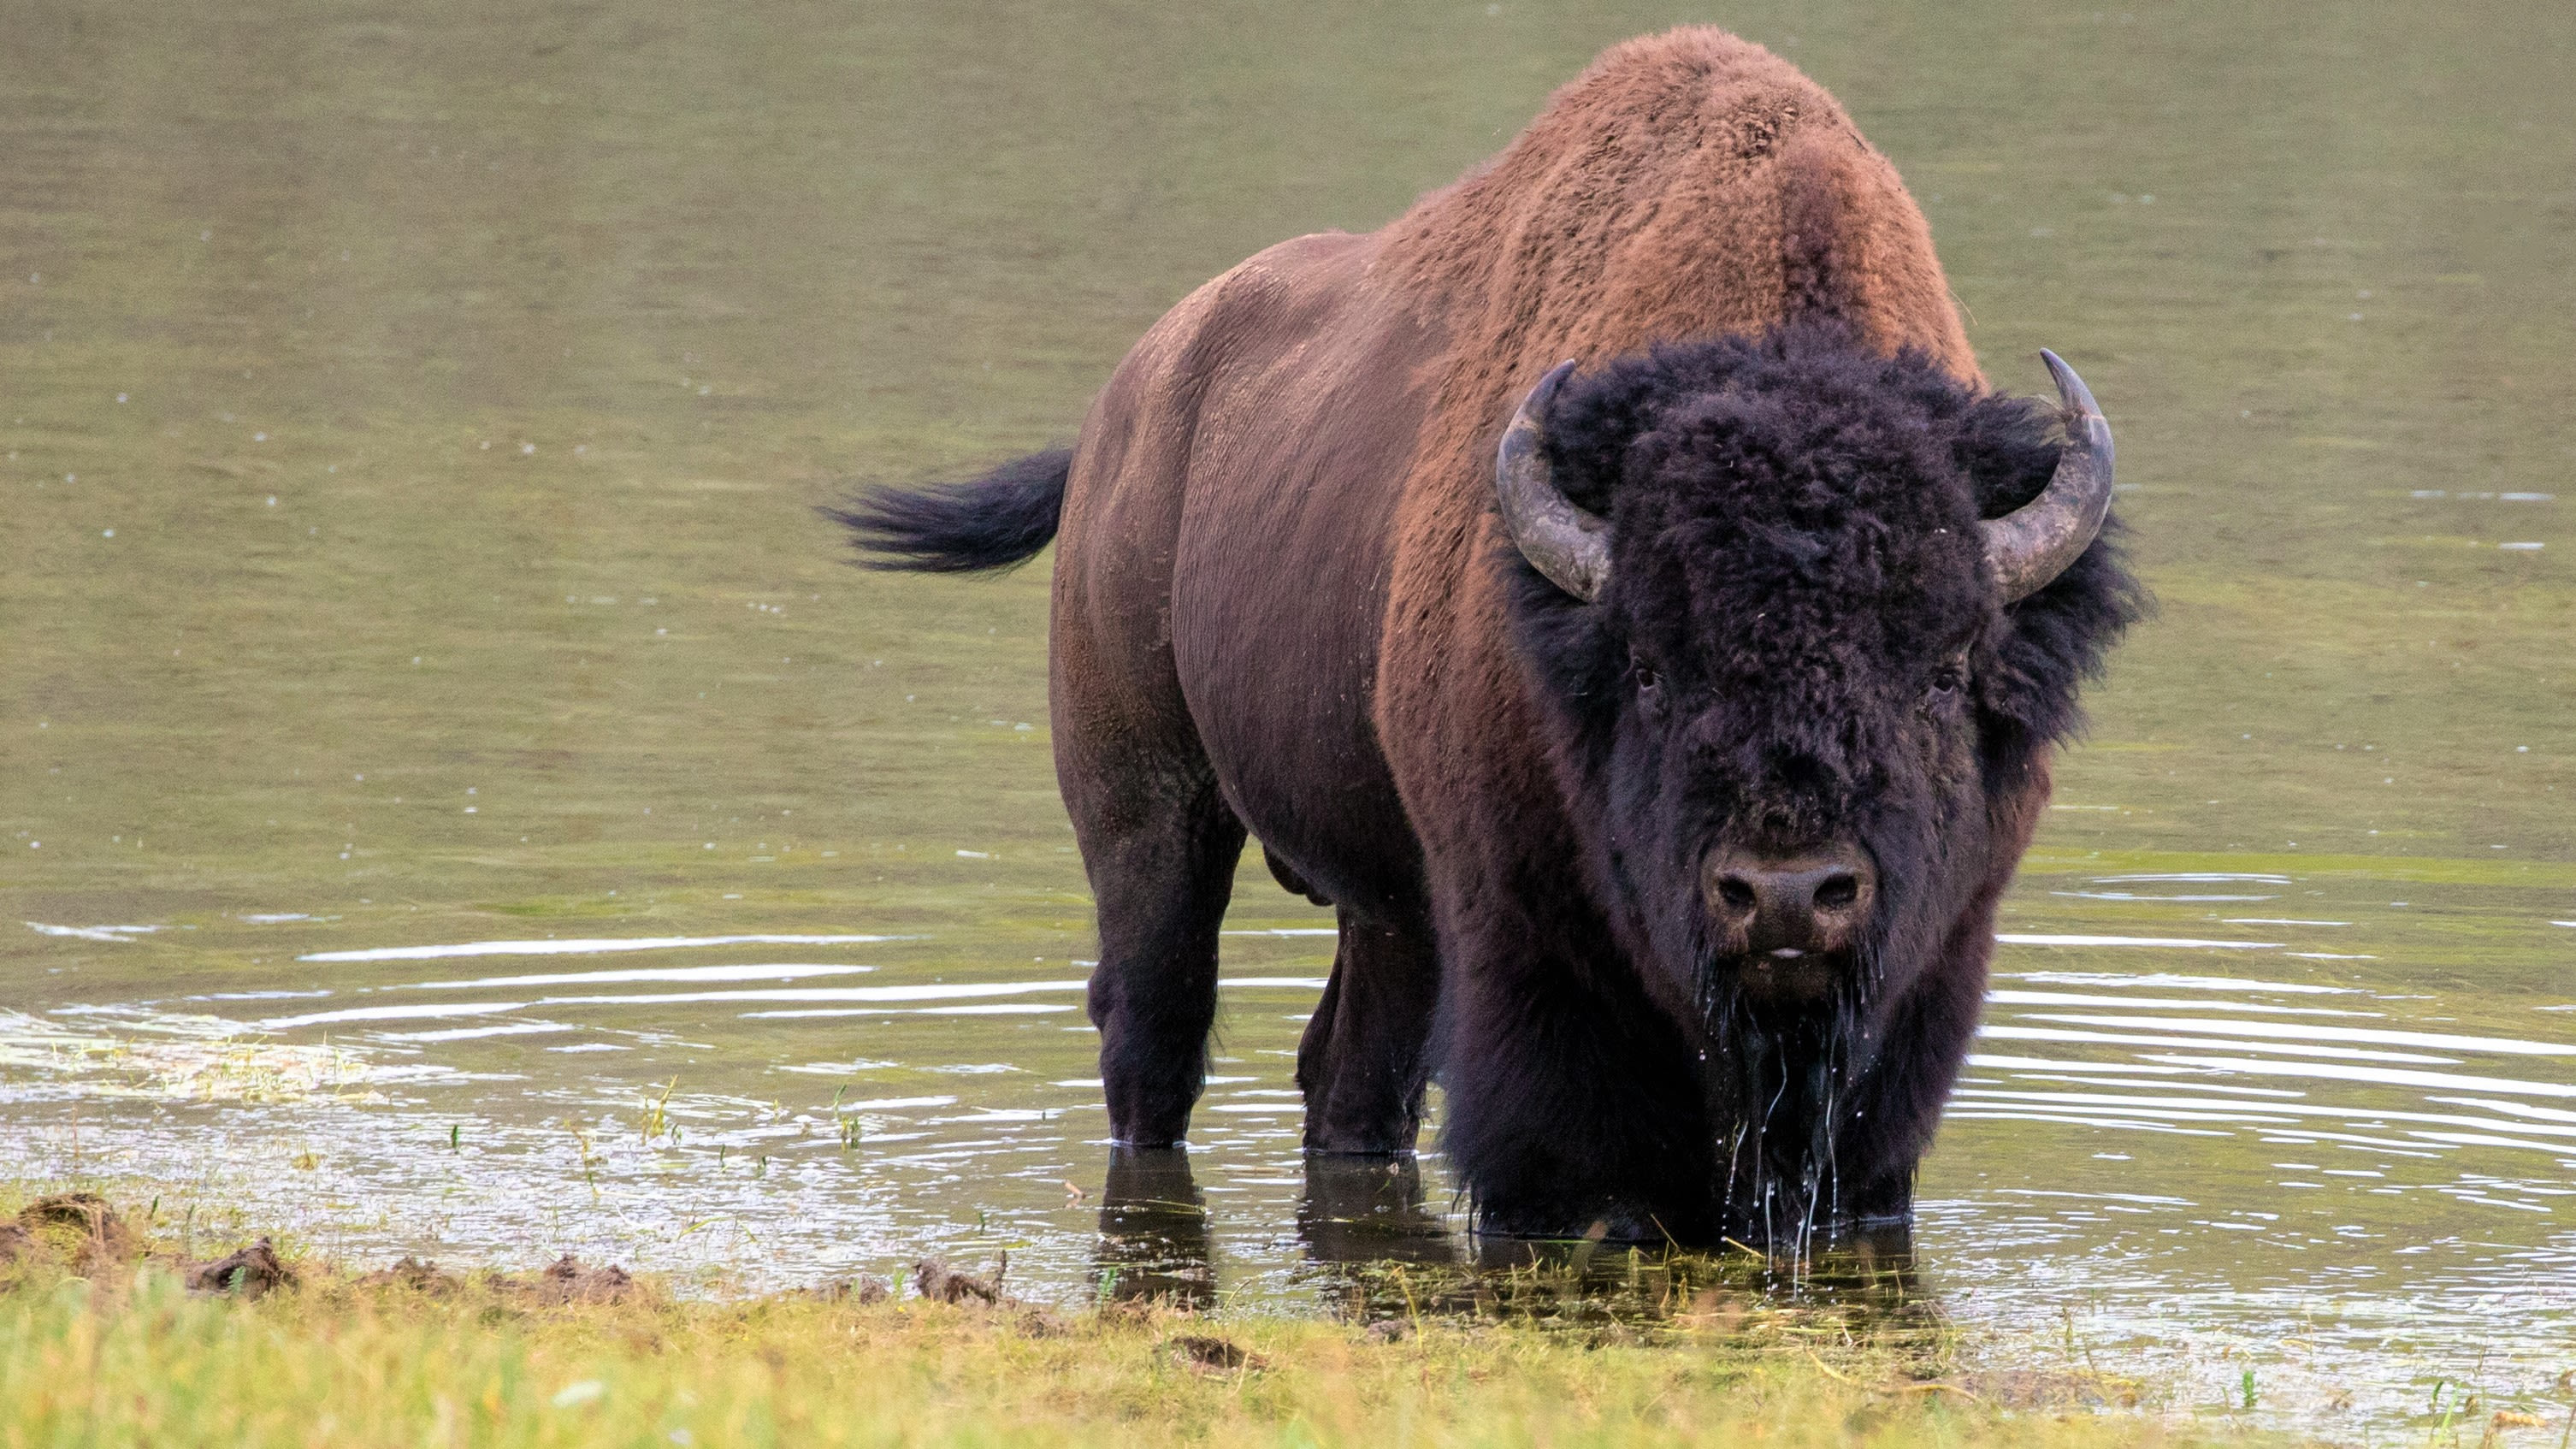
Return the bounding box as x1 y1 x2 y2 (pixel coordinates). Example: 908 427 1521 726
828 447 1072 573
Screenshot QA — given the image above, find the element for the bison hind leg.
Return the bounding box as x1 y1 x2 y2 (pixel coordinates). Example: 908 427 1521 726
1080 773 1249 1149
1297 908 1439 1155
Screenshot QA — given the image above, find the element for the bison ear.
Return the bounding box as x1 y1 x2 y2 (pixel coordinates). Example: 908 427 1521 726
1533 356 1669 513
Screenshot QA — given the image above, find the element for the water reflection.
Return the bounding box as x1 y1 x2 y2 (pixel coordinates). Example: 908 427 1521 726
1096 1149 1460 1310
1297 1154 1459 1269
1094 1145 1213 1310
1318 1221 1929 1336
1102 1139 1926 1329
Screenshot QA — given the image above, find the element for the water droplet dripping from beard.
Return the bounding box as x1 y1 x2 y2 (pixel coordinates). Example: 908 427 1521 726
1700 943 1877 1262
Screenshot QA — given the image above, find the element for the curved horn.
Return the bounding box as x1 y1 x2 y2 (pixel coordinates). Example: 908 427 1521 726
1981 349 2116 605
1496 360 1612 602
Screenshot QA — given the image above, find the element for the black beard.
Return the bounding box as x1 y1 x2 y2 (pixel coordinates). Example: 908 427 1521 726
1701 951 1882 1253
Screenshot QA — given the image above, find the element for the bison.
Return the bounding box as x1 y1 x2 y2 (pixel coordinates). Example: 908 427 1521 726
842 27 2142 1249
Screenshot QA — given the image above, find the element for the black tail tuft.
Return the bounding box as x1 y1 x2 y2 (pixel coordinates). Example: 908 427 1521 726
827 447 1072 573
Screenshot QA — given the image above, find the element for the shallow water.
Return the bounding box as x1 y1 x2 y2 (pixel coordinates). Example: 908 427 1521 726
4 0 2573 1432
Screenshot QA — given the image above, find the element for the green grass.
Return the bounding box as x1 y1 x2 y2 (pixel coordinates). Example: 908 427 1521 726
0 1191 2270 1449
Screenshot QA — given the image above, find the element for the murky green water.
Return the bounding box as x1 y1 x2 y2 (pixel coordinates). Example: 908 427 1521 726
5 0 2573 1430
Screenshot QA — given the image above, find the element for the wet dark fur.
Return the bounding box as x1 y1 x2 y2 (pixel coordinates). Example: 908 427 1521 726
830 447 1072 572
1466 323 2142 1244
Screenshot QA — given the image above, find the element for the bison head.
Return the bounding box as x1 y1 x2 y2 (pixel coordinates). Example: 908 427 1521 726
1498 323 2142 1239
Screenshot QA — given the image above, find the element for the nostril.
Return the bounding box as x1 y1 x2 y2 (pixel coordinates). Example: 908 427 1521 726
1812 870 1860 911
1716 876 1758 914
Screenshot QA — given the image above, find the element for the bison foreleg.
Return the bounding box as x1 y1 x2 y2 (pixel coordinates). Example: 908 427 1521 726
1438 930 1719 1243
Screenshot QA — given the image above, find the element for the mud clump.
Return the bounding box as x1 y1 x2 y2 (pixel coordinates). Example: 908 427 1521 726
908 1254 1063 1333
913 1255 1007 1305
794 1275 892 1305
527 1254 634 1306
1096 1293 1189 1325
1014 1307 1072 1338
21 1192 135 1247
13 1192 142 1274
186 1238 296 1298
1167 1334 1267 1373
352 1255 464 1296
7 1195 296 1297
346 1253 632 1304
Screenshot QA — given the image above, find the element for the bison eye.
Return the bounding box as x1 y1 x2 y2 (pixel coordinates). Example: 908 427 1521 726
1927 662 1966 702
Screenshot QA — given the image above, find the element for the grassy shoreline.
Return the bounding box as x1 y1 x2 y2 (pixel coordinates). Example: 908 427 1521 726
0 1186 2263 1448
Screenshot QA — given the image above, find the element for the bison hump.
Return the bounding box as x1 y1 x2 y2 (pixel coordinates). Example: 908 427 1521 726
1380 25 1973 385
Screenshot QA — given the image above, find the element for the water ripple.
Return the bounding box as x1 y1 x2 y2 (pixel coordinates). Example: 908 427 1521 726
298 934 900 963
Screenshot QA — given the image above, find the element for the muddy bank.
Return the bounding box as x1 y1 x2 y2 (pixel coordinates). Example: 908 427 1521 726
0 1192 1095 1325
2 1192 739 1310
